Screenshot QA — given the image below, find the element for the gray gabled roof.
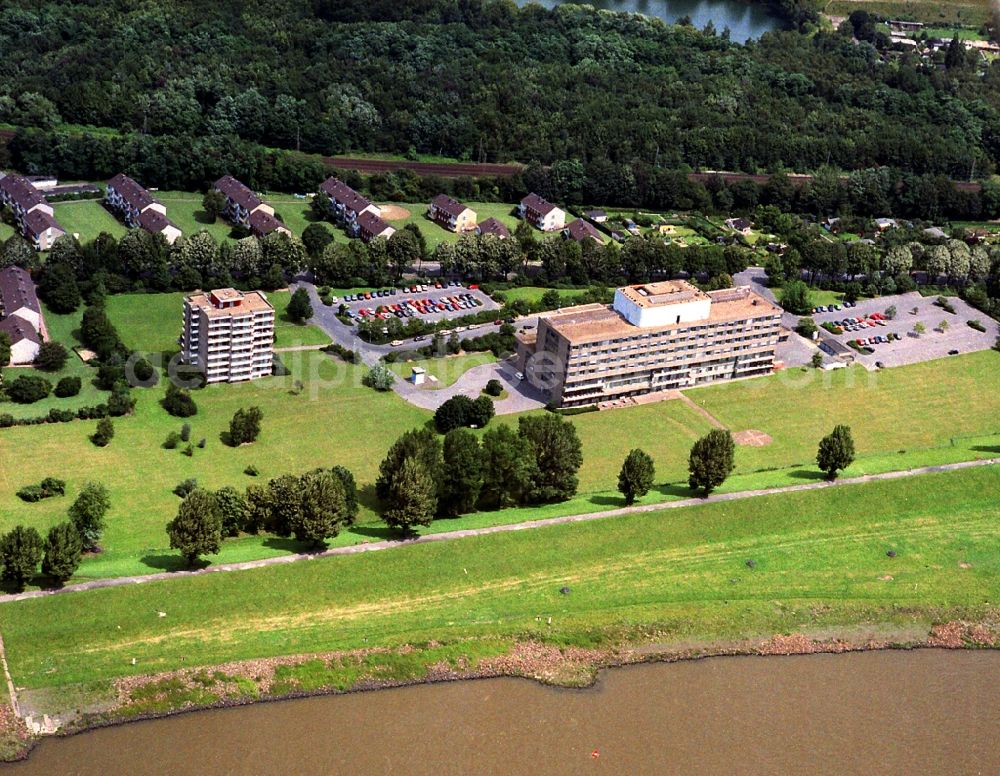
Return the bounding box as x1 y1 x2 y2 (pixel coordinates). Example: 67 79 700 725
0 266 40 315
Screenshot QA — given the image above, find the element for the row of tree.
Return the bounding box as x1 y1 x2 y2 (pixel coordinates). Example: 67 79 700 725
0 482 110 592
375 416 583 532
167 466 359 565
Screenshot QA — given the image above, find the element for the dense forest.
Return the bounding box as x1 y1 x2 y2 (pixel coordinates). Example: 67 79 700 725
2 0 999 180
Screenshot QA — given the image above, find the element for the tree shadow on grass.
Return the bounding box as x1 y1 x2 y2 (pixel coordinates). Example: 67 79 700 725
262 536 316 554
788 469 826 481
141 553 198 572
589 494 625 507
350 524 398 541
971 445 1000 453
654 482 695 499
193 209 217 225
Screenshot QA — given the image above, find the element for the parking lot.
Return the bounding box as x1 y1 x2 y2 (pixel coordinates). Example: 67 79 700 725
811 291 999 368
338 283 500 324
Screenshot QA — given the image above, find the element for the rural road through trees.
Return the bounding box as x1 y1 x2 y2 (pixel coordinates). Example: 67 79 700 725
2 457 996 604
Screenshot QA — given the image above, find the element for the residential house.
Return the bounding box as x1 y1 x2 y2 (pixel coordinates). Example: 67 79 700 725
0 174 66 250
476 217 510 239
517 193 565 232
724 217 753 235
248 209 292 238
318 177 380 233
563 219 604 244
923 226 947 240
356 210 396 243
874 217 898 231
0 316 41 365
137 209 183 245
181 288 275 384
214 175 273 227
585 210 607 223
106 173 167 227
0 266 44 364
428 195 476 233
0 267 42 330
24 209 66 250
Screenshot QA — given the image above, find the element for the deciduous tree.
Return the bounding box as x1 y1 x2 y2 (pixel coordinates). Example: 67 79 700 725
817 424 855 479
688 429 735 495
167 489 223 566
618 448 655 505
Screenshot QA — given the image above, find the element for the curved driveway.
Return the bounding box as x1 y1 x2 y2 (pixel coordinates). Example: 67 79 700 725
294 279 545 413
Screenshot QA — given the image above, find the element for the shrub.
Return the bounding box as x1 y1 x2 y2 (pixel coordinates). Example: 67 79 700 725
183 444 194 457
967 319 986 332
132 357 157 384
16 485 47 502
173 478 198 498
935 296 957 314
91 417 114 447
35 341 69 372
244 465 260 476
163 384 197 417
180 423 192 442
163 431 181 449
484 378 504 397
229 406 264 445
54 375 82 397
795 317 817 338
362 363 395 391
434 395 494 433
6 375 52 404
197 438 206 448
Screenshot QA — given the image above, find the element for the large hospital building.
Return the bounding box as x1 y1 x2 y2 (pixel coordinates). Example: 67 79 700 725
515 280 783 407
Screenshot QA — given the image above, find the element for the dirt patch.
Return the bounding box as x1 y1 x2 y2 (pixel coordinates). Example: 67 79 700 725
378 204 412 221
733 429 772 447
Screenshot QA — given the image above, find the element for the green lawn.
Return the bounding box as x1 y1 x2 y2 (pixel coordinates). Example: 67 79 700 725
3 465 997 718
388 352 497 388
497 286 595 305
0 222 15 242
774 286 845 308
51 200 128 240
105 291 330 354
687 351 1000 472
0 304 108 420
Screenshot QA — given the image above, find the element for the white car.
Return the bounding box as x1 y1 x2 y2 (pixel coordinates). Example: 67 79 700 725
514 372 524 381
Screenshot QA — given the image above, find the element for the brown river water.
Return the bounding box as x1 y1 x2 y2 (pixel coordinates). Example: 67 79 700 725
6 649 999 775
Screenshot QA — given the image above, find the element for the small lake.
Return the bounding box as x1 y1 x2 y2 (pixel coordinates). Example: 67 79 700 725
517 0 786 43
7 649 1000 775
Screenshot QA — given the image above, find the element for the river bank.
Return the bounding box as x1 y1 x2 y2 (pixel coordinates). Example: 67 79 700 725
3 618 997 766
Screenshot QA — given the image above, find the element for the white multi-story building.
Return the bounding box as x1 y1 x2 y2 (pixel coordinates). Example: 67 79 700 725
181 288 275 384
516 280 783 407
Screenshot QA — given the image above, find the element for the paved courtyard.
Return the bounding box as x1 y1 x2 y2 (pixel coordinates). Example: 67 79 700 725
811 292 999 368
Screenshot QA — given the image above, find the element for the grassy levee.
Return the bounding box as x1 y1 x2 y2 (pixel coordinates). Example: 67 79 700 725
2 466 998 715
0 347 998 582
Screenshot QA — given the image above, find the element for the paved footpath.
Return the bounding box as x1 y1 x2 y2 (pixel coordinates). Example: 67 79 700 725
2 457 996 604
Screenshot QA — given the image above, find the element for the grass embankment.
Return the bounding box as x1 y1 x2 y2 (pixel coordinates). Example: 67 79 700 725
2 466 998 720
1 345 998 581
